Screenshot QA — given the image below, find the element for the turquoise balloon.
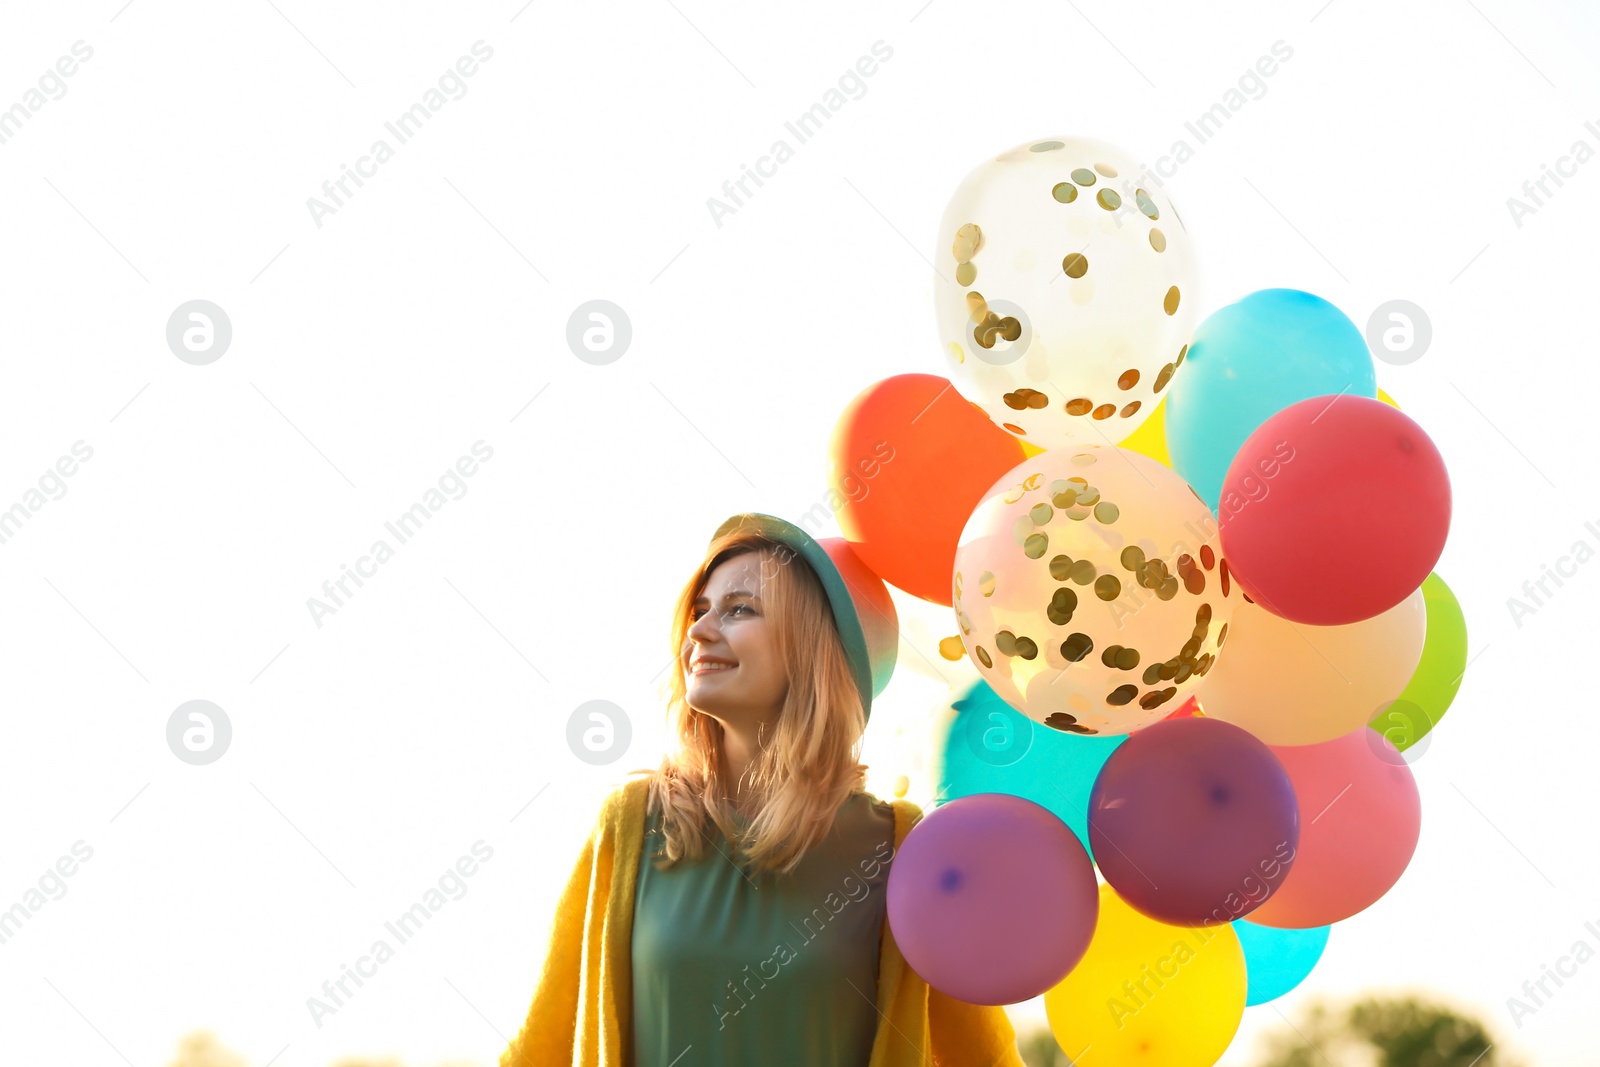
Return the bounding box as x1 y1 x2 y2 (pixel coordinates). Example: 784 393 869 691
933 678 1124 854
1165 289 1376 510
1234 919 1330 1005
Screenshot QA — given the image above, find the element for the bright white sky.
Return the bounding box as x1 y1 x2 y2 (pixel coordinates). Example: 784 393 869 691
1 0 1596 1064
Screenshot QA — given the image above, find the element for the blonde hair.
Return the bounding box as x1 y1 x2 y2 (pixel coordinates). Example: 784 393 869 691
638 527 870 877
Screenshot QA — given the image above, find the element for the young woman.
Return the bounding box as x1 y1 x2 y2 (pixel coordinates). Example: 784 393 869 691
498 512 1026 1067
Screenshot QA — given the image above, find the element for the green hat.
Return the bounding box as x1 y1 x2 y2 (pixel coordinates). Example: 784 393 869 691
710 512 893 723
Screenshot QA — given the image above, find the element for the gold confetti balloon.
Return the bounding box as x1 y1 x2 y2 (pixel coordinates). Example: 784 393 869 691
952 445 1236 737
934 137 1200 449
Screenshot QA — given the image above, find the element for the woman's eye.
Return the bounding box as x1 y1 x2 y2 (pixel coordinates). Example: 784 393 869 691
691 604 751 621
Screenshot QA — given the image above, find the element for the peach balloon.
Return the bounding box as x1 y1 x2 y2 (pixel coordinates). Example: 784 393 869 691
1196 588 1426 746
1247 729 1421 928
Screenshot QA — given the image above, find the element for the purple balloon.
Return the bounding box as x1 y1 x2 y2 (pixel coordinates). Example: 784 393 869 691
885 793 1098 1005
1089 716 1300 926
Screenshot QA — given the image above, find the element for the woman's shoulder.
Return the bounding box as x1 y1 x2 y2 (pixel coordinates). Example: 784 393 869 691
849 788 923 844
862 790 900 821
594 771 653 829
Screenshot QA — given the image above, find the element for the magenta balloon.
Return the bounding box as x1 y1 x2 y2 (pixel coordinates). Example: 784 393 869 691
1089 717 1300 927
885 793 1098 1005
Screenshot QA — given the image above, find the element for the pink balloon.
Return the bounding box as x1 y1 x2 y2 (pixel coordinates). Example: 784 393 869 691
1218 395 1450 626
1247 729 1421 928
886 793 1098 1004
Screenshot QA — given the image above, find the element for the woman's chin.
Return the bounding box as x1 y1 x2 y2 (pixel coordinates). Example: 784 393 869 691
686 691 733 717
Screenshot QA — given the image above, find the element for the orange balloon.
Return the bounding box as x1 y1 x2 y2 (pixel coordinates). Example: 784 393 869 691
830 375 1026 605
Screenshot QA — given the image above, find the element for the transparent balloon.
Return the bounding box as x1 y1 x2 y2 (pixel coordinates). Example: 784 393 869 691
934 136 1200 449
952 444 1239 736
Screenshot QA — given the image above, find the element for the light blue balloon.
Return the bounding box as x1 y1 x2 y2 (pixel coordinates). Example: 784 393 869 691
1234 918 1330 1005
933 677 1124 855
1164 289 1376 510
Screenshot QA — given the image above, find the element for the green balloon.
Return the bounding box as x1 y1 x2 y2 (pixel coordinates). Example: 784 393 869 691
1369 572 1467 750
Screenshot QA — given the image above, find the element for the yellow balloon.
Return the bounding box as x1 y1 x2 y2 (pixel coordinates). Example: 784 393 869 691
1116 396 1173 468
1377 387 1400 409
1023 396 1226 467
1197 588 1426 746
1044 885 1245 1067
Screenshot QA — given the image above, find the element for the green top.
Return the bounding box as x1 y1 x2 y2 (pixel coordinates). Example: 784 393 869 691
631 791 898 1067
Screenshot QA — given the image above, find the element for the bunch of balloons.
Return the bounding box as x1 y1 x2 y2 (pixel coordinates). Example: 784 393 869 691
823 136 1467 1067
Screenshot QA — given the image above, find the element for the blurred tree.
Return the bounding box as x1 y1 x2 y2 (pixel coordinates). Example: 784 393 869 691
1018 995 1516 1067
1016 1024 1071 1067
1254 995 1518 1067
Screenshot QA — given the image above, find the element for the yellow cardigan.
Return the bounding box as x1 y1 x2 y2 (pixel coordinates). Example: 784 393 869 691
498 774 1026 1067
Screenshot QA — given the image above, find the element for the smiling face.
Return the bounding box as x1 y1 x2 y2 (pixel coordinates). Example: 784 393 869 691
681 551 789 732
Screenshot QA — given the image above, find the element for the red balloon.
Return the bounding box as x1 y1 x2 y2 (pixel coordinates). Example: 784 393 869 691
1247 728 1421 928
829 374 1026 605
1165 695 1203 720
815 537 899 699
1218 395 1450 625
